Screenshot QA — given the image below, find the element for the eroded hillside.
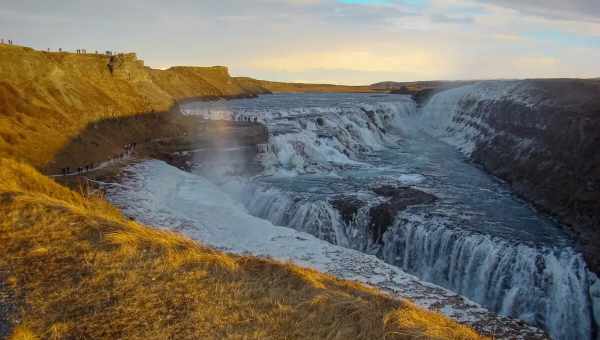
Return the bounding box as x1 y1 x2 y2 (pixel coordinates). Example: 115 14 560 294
0 45 270 168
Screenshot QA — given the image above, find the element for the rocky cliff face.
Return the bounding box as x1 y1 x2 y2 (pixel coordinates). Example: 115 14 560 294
419 79 600 273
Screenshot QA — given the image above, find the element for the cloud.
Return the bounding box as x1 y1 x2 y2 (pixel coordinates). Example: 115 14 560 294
476 0 600 22
430 13 475 24
250 47 452 75
0 0 599 83
337 0 392 4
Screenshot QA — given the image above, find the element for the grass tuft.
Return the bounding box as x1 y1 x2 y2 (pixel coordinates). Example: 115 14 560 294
8 326 38 340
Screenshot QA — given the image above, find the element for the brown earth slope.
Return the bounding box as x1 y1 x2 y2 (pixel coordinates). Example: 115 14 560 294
0 158 484 340
0 44 270 169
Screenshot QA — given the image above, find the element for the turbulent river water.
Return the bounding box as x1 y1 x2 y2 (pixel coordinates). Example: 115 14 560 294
178 93 597 340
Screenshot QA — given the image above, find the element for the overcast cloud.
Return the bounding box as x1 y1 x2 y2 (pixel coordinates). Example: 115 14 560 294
0 0 598 84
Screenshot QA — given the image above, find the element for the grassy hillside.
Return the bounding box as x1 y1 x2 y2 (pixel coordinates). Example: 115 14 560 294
0 159 484 339
0 44 269 169
0 45 485 339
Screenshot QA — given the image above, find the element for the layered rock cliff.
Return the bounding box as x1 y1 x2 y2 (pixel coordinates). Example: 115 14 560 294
419 79 600 273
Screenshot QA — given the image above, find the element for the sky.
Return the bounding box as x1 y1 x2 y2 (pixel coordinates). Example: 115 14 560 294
1 0 599 84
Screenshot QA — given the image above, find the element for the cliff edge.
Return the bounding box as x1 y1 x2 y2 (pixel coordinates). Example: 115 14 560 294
0 45 270 168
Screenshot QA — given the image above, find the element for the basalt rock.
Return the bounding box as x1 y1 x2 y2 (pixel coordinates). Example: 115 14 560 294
331 187 437 246
331 196 366 225
369 186 437 244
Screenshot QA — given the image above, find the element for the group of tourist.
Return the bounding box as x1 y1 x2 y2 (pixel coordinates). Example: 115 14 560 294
59 48 114 55
257 143 272 154
1 38 119 57
59 142 138 177
236 115 259 123
60 163 96 176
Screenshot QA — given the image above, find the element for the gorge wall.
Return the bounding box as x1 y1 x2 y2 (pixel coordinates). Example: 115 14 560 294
418 79 600 274
0 44 272 169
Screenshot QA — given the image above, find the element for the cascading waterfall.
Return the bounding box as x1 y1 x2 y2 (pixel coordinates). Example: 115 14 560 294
382 215 593 340
236 184 345 245
184 94 417 175
184 93 597 339
233 179 595 340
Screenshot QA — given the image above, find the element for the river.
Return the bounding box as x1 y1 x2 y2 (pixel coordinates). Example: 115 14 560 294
107 92 595 339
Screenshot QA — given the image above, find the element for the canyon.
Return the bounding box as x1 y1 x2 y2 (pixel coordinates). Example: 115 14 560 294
1 44 599 339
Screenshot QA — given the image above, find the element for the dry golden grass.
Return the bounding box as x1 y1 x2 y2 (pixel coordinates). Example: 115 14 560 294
0 158 487 339
257 79 374 93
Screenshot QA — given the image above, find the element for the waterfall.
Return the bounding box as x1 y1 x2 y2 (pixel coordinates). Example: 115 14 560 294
231 183 347 246
233 181 595 339
186 93 598 339
184 94 418 175
382 214 593 340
